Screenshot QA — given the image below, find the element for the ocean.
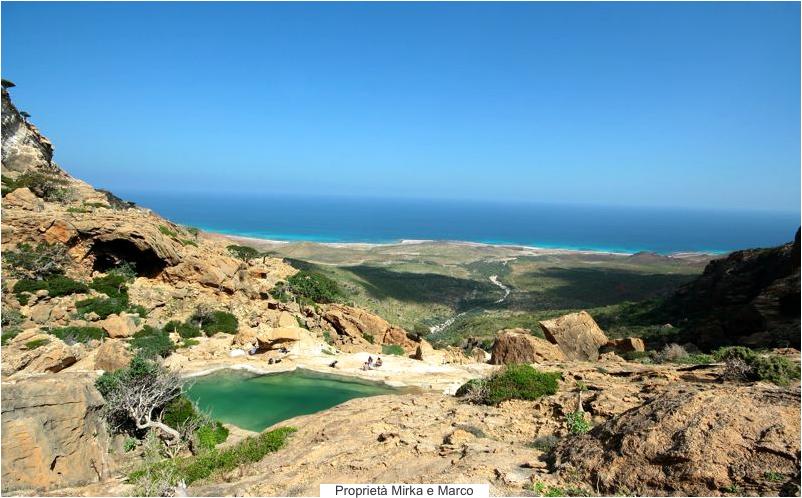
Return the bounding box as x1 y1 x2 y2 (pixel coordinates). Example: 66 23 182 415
116 190 799 254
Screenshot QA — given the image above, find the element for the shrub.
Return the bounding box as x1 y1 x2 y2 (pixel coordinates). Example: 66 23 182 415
286 271 340 304
162 397 198 429
13 276 88 300
4 242 69 280
716 346 800 385
124 437 138 453
158 225 178 238
227 244 260 262
322 331 335 345
181 338 200 348
49 326 106 343
1 307 24 327
164 320 203 339
90 274 129 300
127 304 149 318
565 410 591 434
180 239 198 247
362 333 375 344
25 338 50 350
654 343 688 363
457 364 561 405
186 227 200 237
195 422 229 451
1 328 21 345
76 297 127 319
190 309 238 336
381 344 405 356
529 435 559 452
2 171 70 201
130 326 175 359
129 426 296 488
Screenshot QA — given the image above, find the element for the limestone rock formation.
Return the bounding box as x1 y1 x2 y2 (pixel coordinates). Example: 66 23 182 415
98 313 139 338
539 311 608 361
321 304 428 355
548 384 801 496
602 337 646 354
1 88 56 174
1 373 112 492
490 329 567 364
93 339 133 372
1 330 81 377
659 230 801 349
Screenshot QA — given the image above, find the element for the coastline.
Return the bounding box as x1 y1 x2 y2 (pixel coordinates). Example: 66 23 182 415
211 231 722 259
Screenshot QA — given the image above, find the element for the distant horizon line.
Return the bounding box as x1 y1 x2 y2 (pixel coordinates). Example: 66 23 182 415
110 185 801 217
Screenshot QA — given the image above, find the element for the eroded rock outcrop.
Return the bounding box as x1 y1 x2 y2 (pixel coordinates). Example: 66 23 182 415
539 311 608 361
1 373 112 492
321 304 429 355
490 329 566 364
548 384 801 496
659 230 801 349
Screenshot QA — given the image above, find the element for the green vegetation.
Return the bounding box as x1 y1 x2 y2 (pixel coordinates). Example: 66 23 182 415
764 471 784 482
4 242 69 280
362 333 375 344
162 397 197 428
457 364 560 405
227 244 260 262
130 326 175 359
76 297 127 319
129 426 296 489
124 437 138 453
381 344 405 356
195 422 230 452
715 346 800 386
179 238 198 247
565 410 591 434
285 270 341 304
49 326 107 343
189 308 238 336
165 320 202 339
527 482 589 497
1 329 21 346
186 227 200 237
1 171 71 201
13 276 88 303
25 338 50 350
158 225 178 238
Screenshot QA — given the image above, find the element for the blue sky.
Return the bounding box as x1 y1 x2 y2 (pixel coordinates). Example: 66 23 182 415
2 2 799 212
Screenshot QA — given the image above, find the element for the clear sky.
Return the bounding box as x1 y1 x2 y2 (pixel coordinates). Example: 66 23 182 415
2 2 799 212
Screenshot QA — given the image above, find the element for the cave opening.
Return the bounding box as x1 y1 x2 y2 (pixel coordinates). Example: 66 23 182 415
90 239 167 278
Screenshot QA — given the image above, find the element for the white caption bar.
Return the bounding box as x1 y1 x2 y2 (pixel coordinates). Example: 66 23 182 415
320 484 489 498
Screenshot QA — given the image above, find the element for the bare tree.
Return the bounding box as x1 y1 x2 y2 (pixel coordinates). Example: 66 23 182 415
98 357 184 442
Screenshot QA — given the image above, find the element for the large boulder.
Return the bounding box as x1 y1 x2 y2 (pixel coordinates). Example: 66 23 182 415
548 385 801 496
98 313 139 338
3 187 44 211
1 373 112 492
490 329 567 364
539 311 608 361
1 331 80 376
93 339 132 372
256 326 303 351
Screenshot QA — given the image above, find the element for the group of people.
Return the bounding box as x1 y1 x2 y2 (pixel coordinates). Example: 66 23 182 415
361 355 383 370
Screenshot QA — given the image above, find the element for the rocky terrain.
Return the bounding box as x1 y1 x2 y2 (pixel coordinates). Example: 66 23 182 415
1 86 800 497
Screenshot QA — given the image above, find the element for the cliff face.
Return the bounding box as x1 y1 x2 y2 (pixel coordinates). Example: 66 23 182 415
1 88 58 175
660 230 801 349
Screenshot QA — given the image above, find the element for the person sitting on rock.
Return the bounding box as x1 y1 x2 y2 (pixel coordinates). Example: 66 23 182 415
375 357 383 367
329 360 338 368
361 362 371 371
367 356 373 367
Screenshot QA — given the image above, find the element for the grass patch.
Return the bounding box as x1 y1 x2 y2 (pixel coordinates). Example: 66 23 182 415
565 410 591 434
381 344 405 356
130 326 175 359
158 225 178 238
129 426 296 487
49 326 107 343
25 338 50 350
76 297 128 319
457 364 560 405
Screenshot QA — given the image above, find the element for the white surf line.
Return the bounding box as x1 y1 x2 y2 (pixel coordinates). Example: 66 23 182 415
489 275 510 304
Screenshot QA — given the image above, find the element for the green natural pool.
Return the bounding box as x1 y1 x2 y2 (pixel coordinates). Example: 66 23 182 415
185 369 400 432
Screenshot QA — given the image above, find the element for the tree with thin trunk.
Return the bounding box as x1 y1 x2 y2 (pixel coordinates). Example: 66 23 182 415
96 356 184 442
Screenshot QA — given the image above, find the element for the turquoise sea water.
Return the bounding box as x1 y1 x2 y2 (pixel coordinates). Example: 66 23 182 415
185 369 399 432
118 190 800 254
